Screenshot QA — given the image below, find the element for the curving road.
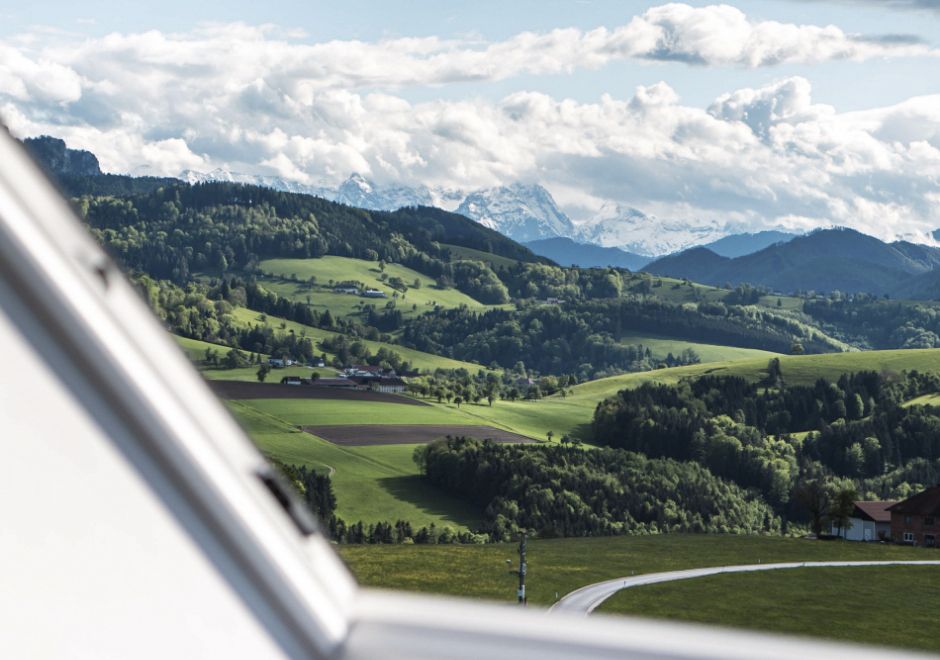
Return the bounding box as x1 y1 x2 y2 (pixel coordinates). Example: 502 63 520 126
549 560 940 614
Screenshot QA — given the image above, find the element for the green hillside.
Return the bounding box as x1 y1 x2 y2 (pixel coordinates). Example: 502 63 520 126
228 307 491 373
232 348 940 472
599 565 940 653
174 334 333 380
174 335 233 362
619 333 779 363
228 400 481 528
340 533 930 606
441 243 521 269
259 256 497 320
417 348 940 443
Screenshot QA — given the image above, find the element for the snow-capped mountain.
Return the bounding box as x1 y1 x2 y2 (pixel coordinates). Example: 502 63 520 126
179 168 331 197
576 204 727 257
178 168 737 255
455 183 575 242
333 173 435 210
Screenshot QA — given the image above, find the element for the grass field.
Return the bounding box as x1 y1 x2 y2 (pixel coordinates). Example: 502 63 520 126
598 564 940 652
339 534 932 607
619 333 779 363
231 348 940 453
441 244 521 269
903 393 940 407
238 398 481 427
225 347 940 532
229 400 480 528
174 334 334 381
259 256 493 320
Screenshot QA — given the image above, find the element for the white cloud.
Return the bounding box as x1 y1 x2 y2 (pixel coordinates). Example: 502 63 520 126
1 12 940 243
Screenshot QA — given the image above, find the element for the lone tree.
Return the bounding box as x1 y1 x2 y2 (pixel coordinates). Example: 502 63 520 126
546 430 555 443
797 479 831 537
830 486 858 539
256 364 270 383
453 395 463 409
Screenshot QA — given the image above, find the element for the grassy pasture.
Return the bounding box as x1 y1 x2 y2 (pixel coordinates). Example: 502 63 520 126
224 348 940 457
903 393 940 407
259 256 490 315
228 400 480 528
339 534 931 607
440 243 522 269
433 348 940 442
237 398 479 427
598 565 940 653
174 334 334 381
619 333 779 363
174 335 231 361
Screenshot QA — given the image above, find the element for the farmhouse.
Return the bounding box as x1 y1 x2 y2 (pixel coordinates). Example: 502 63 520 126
888 485 940 546
830 500 895 541
362 288 387 298
268 357 294 368
333 286 360 295
342 365 397 378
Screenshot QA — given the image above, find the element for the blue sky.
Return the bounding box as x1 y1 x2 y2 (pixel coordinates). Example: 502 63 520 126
2 1 939 247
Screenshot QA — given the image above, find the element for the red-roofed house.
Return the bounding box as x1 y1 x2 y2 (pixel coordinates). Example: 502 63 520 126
888 485 940 547
830 500 895 542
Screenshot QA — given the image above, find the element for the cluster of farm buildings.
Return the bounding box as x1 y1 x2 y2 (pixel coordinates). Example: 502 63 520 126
277 364 406 393
332 286 387 298
834 485 940 547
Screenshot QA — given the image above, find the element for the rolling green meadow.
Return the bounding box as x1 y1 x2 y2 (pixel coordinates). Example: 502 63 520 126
258 256 500 321
221 348 940 527
618 333 779 363
229 400 481 528
598 564 940 652
339 533 932 606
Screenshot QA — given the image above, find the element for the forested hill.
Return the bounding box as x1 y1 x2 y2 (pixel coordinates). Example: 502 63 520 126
78 181 548 281
644 228 940 298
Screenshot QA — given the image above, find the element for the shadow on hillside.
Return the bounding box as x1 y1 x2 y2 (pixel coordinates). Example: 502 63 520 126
375 475 481 527
569 422 593 442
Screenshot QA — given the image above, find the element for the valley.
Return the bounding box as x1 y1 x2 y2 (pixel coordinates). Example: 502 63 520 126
29 138 940 650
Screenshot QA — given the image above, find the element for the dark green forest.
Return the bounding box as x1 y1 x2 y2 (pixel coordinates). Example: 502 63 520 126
593 367 940 520
415 437 780 540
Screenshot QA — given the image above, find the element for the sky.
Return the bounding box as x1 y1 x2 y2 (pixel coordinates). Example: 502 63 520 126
2 0 940 242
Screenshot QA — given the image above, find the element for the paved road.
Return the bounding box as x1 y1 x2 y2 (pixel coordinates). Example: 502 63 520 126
550 560 940 614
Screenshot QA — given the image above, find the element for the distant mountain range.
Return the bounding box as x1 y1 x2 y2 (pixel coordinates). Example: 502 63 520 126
183 166 790 256
700 231 798 258
23 135 940 300
644 228 940 297
524 237 652 270
181 166 816 258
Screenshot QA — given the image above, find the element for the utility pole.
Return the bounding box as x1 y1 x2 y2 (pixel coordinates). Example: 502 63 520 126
517 531 527 605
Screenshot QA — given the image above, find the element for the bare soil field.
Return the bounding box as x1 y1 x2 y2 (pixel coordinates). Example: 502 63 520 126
304 424 537 446
210 380 428 405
